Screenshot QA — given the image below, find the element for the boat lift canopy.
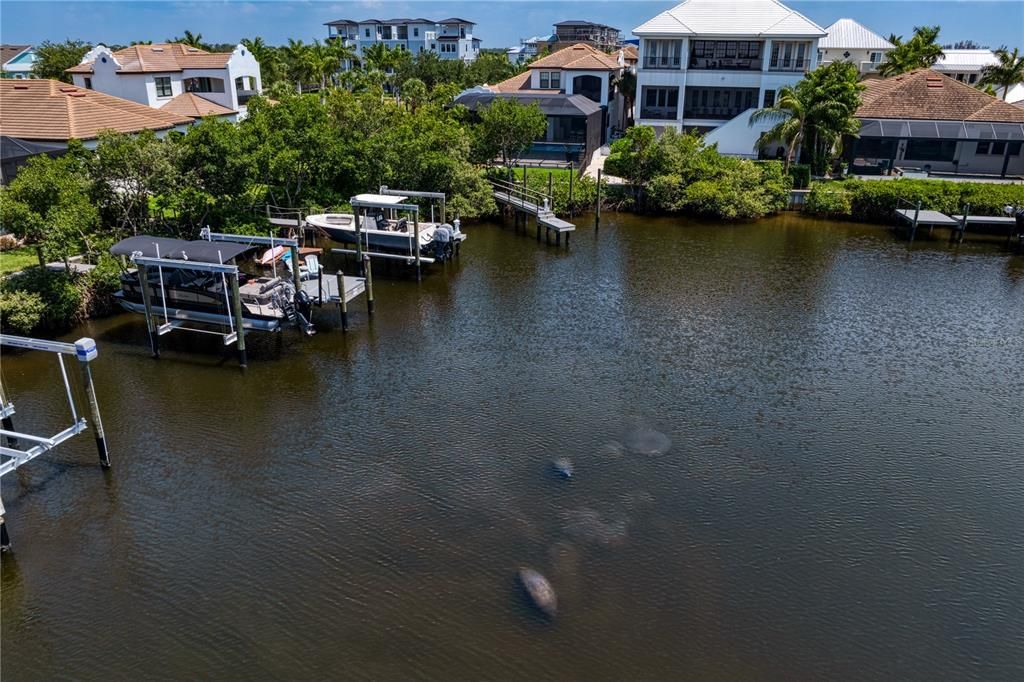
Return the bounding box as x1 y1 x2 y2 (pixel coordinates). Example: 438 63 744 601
111 236 253 263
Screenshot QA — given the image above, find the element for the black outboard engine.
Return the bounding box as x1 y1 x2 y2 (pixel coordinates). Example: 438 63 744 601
294 289 315 335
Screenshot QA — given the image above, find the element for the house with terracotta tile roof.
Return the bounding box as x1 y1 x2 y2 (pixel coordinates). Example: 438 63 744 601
633 0 826 135
457 43 628 168
0 79 193 182
849 70 1024 178
66 43 261 121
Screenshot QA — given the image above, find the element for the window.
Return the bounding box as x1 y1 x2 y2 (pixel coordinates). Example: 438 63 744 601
414 27 419 37
365 28 370 38
550 71 560 89
968 74 977 84
84 77 92 89
1012 142 1024 156
154 76 172 98
978 141 1010 155
640 86 679 119
644 39 682 69
870 52 882 64
763 89 775 108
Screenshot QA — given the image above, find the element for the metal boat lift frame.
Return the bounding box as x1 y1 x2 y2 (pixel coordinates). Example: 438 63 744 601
0 334 109 552
348 194 428 281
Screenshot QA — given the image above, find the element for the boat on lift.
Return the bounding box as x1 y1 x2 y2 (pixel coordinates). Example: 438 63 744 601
305 189 466 260
109 235 313 333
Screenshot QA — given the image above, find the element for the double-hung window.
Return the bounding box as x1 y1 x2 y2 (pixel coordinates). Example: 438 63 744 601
154 76 172 98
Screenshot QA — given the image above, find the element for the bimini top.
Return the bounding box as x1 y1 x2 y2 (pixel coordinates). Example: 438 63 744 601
351 193 408 205
110 236 255 263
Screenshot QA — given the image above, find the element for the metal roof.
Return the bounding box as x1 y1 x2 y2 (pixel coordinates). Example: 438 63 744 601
858 118 1024 141
933 49 999 71
634 0 826 37
819 19 894 50
110 236 255 263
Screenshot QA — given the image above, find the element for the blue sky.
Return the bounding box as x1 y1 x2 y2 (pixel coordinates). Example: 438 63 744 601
2 1 1022 50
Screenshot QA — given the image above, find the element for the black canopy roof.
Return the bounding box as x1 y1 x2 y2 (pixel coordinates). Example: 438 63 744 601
110 236 254 263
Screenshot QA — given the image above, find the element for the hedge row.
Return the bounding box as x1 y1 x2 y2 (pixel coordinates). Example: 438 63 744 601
805 178 1024 223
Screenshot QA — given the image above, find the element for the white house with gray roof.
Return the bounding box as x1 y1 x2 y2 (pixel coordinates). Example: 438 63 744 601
633 0 826 135
818 19 894 74
325 18 480 64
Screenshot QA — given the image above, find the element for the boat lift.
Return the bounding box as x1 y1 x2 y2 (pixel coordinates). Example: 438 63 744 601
201 228 371 331
0 334 109 552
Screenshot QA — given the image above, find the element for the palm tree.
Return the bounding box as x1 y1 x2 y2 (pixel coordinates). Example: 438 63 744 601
303 41 338 103
750 86 807 172
879 26 944 76
400 77 427 113
614 71 637 125
282 38 310 94
168 30 207 49
980 47 1024 100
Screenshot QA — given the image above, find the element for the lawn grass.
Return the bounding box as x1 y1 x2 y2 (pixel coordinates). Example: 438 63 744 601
0 246 40 276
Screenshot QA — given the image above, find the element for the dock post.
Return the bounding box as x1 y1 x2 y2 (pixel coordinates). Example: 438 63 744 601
229 273 247 367
956 203 969 244
908 200 920 242
0 493 9 552
548 172 553 211
595 169 602 231
356 209 365 277
364 254 374 316
414 214 422 282
0 382 17 448
568 167 574 219
289 243 301 293
317 267 324 306
337 270 348 331
76 338 110 468
537 215 541 241
137 264 160 358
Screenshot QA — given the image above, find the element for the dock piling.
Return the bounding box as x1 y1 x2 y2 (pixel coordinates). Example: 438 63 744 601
228 273 247 367
0 494 9 552
0 382 17 448
137 264 160 358
337 270 348 331
595 169 602 231
568 169 574 219
364 254 374 316
76 340 110 467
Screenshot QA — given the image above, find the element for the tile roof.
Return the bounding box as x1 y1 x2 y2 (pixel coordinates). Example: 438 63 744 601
527 43 621 71
858 69 1024 123
491 71 536 93
0 79 193 141
67 43 233 74
634 0 825 37
456 91 601 117
620 45 639 62
819 19 894 50
160 92 235 118
1 44 31 66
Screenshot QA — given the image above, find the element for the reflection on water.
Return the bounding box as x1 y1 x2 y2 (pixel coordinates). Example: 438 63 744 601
2 212 1023 680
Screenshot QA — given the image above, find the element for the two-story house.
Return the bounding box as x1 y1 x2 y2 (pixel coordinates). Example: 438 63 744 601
458 43 627 167
633 0 826 136
818 19 894 75
66 43 262 121
933 50 1024 103
1 45 39 79
325 18 481 64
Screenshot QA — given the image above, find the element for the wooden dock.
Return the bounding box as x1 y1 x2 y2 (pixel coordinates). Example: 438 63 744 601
490 178 576 246
301 274 365 305
895 200 1023 248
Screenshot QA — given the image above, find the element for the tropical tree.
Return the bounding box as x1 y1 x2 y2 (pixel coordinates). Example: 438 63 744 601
282 38 311 93
750 86 807 172
168 30 208 49
242 37 286 88
980 47 1024 100
473 97 547 167
303 40 340 102
89 130 180 236
400 78 427 113
614 70 637 125
32 39 91 82
879 26 944 76
751 61 864 174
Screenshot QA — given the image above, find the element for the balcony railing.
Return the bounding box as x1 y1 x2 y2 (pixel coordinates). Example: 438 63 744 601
643 57 682 70
689 57 761 71
768 58 810 72
639 107 678 120
237 90 258 106
683 106 746 120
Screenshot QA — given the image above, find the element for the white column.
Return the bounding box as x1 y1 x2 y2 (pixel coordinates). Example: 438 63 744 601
762 40 772 72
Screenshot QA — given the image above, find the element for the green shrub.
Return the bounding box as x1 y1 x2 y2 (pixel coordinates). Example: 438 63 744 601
0 268 83 332
806 183 853 216
803 179 1024 223
0 290 47 334
789 163 812 189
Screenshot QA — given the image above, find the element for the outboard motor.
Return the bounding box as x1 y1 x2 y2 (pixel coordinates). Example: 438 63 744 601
452 218 462 237
293 289 315 336
432 224 453 261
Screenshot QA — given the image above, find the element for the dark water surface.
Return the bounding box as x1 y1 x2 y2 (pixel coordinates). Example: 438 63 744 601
2 213 1023 680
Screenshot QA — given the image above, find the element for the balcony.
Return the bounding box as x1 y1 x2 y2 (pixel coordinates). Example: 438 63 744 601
237 90 258 106
643 56 682 70
639 106 678 120
684 86 758 120
688 57 761 71
768 58 811 72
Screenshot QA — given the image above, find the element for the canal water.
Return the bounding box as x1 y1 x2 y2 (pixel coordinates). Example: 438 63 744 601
2 213 1022 680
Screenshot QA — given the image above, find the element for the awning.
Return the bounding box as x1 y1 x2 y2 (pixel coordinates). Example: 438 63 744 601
858 118 1024 141
110 236 255 263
